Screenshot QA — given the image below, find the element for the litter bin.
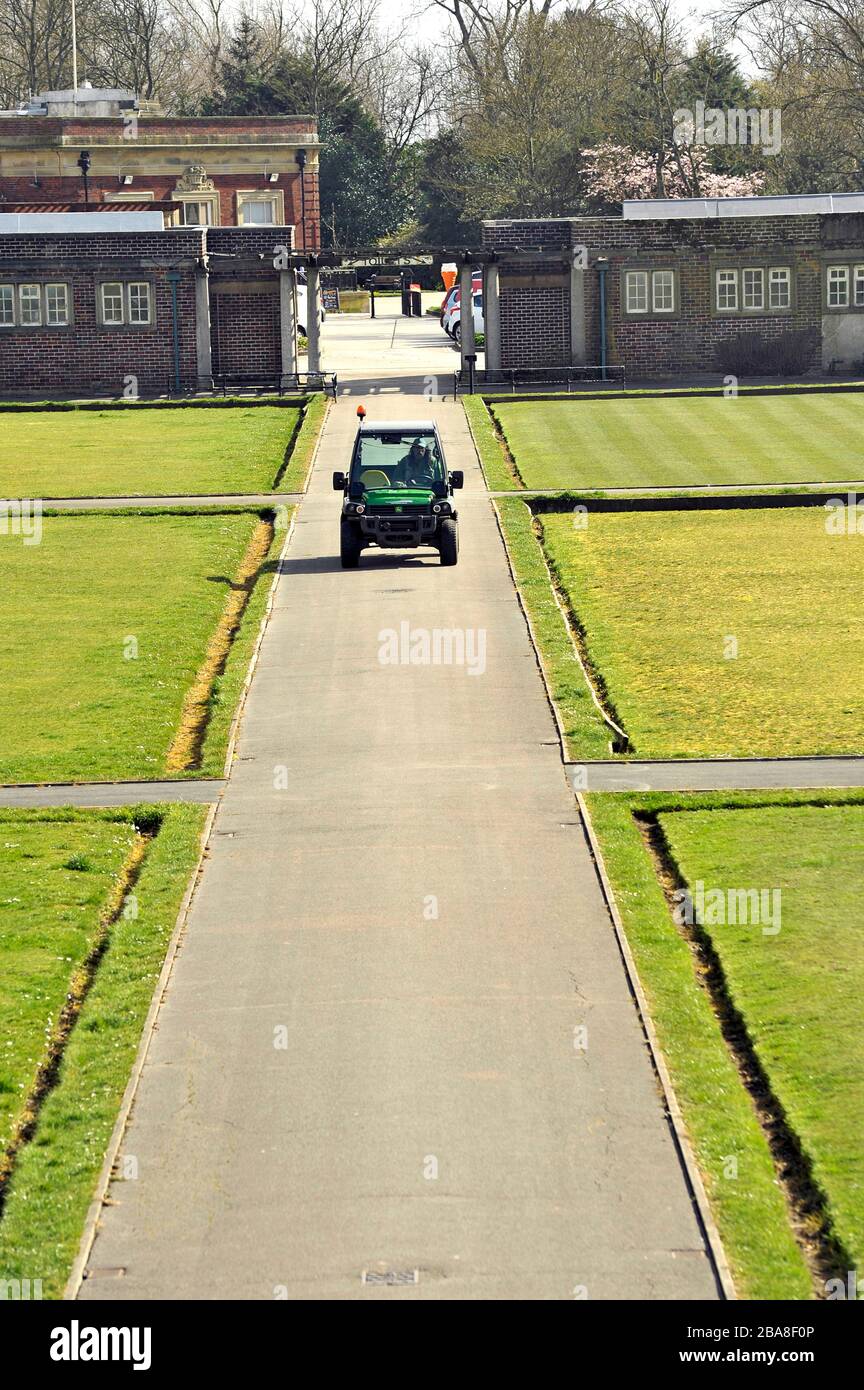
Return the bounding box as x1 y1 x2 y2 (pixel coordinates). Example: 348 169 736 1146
411 283 422 316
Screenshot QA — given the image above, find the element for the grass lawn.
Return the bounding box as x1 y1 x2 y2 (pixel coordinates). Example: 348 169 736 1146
585 790 864 1298
0 805 207 1297
539 505 864 758
0 404 309 497
491 391 864 490
0 511 279 783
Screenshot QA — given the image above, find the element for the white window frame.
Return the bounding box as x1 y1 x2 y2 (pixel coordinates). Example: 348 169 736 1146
715 269 739 312
0 284 15 327
101 282 125 325
173 192 219 226
769 267 791 310
127 281 152 325
45 282 70 326
742 267 765 311
237 189 284 226
18 283 42 326
625 270 649 315
652 269 675 313
827 265 850 309
854 265 864 308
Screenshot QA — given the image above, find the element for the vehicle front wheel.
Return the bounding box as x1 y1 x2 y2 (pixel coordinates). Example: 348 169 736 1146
439 518 459 566
340 521 362 569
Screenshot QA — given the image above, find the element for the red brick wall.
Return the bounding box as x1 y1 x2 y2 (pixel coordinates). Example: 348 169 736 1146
0 115 319 239
210 289 280 378
483 212 845 376
0 230 200 393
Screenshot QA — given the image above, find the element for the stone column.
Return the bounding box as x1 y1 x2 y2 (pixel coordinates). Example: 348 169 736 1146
195 262 213 389
570 259 587 366
306 261 322 374
280 268 298 386
459 261 475 374
483 262 501 377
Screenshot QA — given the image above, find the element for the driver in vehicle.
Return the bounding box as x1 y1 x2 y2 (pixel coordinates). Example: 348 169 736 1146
399 439 437 487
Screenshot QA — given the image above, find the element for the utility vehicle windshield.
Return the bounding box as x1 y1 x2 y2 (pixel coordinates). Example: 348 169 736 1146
351 431 444 490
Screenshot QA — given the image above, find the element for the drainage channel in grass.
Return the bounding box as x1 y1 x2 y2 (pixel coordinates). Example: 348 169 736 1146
584 788 864 1300
0 803 208 1298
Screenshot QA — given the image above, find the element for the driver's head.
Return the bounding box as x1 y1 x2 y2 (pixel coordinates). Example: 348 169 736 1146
409 440 426 458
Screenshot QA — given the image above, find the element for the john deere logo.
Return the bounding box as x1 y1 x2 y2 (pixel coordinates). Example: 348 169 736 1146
395 506 403 514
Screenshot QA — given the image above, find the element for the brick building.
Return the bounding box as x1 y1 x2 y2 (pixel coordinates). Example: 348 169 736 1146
478 193 864 379
0 88 320 246
0 218 313 395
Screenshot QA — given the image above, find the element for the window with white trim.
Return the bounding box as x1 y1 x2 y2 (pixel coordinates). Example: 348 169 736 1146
769 267 791 310
742 267 764 310
45 283 70 326
0 285 14 326
237 190 283 226
128 282 152 324
827 265 850 308
101 282 125 324
625 270 648 314
854 266 864 308
652 269 674 312
19 283 42 326
715 269 739 311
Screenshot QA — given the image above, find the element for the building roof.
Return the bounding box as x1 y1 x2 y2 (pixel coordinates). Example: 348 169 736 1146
623 192 864 220
0 209 164 233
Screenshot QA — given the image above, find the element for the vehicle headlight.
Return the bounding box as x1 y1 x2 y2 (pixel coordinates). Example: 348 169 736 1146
355 503 365 514
432 501 450 515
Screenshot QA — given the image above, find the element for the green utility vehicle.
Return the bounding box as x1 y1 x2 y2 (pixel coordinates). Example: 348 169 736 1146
333 415 464 569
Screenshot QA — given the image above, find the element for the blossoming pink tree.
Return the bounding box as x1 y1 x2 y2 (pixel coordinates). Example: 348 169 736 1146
581 143 765 209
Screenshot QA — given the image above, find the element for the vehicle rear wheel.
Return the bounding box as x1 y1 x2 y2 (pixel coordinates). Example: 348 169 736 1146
453 322 461 346
340 521 362 569
439 518 459 566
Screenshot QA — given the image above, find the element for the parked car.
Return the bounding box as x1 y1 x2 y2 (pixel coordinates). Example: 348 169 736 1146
440 274 482 335
452 292 484 347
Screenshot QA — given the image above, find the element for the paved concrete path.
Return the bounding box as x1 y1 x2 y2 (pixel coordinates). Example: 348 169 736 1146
78 378 720 1301
0 780 224 809
570 758 864 792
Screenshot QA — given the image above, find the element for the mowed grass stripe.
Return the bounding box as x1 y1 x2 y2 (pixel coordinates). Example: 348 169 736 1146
540 505 864 758
0 405 302 499
0 512 274 783
659 803 864 1280
494 393 864 489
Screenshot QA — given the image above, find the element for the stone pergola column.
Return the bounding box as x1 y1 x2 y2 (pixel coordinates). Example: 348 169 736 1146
459 259 475 374
195 260 213 389
280 268 298 386
570 254 587 366
306 261 322 374
483 261 501 377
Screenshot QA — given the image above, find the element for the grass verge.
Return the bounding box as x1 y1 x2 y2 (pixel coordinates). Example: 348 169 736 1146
0 804 208 1297
584 789 864 1298
491 390 864 491
539 504 864 758
0 511 280 783
462 395 522 490
276 392 327 491
0 404 304 498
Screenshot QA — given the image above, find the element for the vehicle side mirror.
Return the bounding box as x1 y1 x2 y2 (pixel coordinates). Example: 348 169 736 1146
450 470 464 489
332 471 346 491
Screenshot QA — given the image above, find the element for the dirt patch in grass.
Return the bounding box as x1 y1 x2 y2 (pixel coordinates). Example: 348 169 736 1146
166 517 275 772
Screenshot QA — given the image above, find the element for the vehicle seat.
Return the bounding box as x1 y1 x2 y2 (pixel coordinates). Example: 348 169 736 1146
359 469 391 489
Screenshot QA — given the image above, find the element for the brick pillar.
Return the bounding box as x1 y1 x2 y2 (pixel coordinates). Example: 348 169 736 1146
280 268 298 385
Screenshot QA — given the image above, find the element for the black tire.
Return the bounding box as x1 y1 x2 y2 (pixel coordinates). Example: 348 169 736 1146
439 518 459 566
453 321 461 346
340 521 362 569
